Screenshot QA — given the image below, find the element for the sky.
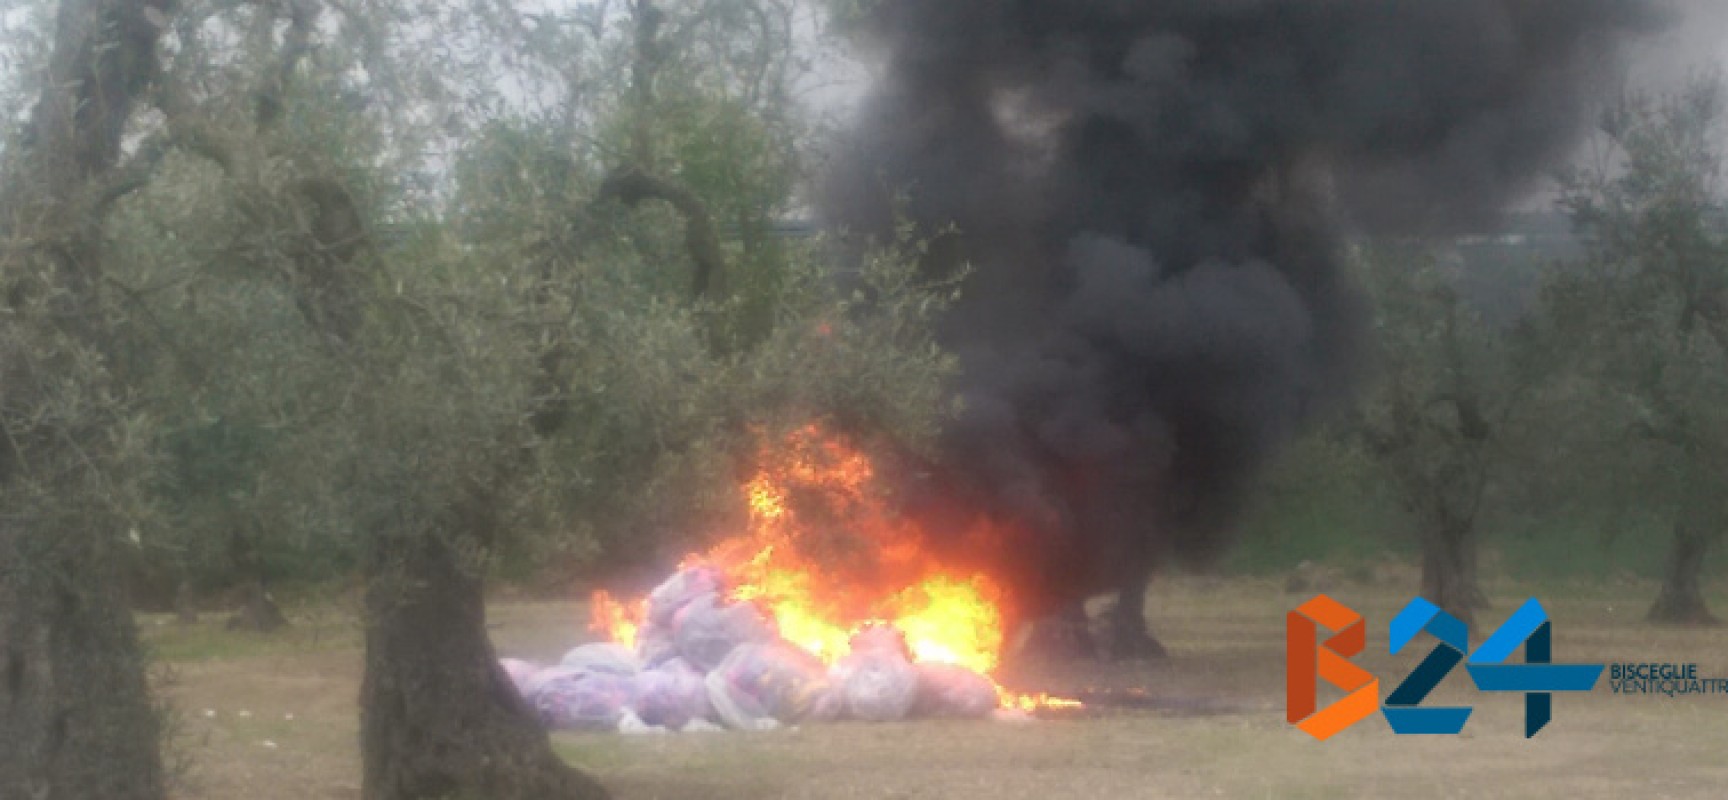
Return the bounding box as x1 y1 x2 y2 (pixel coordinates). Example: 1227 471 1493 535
1632 0 1728 91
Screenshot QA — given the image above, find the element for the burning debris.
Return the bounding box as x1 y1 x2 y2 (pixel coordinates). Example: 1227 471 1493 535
508 2 1669 724
504 425 1080 733
594 426 1016 673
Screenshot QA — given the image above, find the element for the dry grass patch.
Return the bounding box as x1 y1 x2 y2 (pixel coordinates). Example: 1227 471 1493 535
146 575 1728 799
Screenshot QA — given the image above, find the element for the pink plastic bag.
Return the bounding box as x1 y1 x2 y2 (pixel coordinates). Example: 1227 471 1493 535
646 566 726 625
527 666 639 731
833 648 919 722
705 642 837 730
499 658 542 697
912 662 999 719
631 658 712 729
673 593 776 671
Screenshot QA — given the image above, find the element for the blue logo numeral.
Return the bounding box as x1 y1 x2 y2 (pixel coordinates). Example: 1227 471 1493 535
1466 599 1604 737
1382 598 1473 735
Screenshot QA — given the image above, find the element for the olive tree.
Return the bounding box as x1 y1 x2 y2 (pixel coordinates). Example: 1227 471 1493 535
1544 74 1728 624
0 1 176 797
1350 243 1532 626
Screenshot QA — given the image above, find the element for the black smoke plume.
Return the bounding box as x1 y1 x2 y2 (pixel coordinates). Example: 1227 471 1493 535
825 1 1662 617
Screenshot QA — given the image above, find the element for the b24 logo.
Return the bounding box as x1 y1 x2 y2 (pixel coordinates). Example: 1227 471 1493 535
1287 595 1603 741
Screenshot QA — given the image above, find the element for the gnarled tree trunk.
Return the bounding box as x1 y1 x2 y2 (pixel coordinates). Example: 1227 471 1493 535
1419 517 1486 628
1647 521 1719 625
285 184 608 799
0 519 166 800
359 497 607 800
240 103 608 800
0 2 175 798
225 528 287 633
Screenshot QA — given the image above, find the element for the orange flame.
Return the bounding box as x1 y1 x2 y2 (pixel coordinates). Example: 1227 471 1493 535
589 590 642 651
1002 691 1086 713
591 423 1076 710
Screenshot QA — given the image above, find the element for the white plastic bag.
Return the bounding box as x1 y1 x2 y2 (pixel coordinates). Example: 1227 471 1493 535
705 642 836 730
527 667 639 731
673 593 776 671
646 566 726 625
633 621 679 668
559 642 641 677
912 662 999 719
833 649 919 722
631 658 711 729
498 658 542 698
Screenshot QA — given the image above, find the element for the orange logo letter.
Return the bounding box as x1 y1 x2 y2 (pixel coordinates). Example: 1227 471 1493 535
1288 594 1379 741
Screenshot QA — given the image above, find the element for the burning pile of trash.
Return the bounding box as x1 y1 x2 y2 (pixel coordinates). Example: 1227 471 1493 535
502 425 1078 734
504 567 1019 733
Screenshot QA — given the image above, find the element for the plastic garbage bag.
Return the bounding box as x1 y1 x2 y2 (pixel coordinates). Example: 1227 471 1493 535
705 642 836 730
559 642 641 677
498 658 542 697
806 682 845 723
646 566 726 625
912 662 999 719
673 593 775 671
634 621 679 668
834 649 919 722
526 666 640 731
631 658 711 729
617 709 668 735
520 664 579 699
680 718 726 734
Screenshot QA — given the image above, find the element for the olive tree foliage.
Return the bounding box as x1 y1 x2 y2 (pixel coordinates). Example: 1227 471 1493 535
98 0 434 618
1349 243 1530 626
458 0 824 325
439 0 960 574
2 0 943 794
450 118 960 574
104 0 894 594
0 0 178 796
1541 74 1728 624
92 2 616 795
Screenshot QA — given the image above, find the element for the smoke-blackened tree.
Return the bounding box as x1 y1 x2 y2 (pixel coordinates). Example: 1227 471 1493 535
1545 75 1728 625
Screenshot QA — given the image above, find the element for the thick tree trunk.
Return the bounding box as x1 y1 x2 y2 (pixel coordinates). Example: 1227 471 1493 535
1012 603 1097 663
227 579 289 633
1420 519 1483 628
1647 522 1719 625
359 528 608 800
0 520 167 800
0 2 175 798
175 579 200 626
1106 570 1168 661
1465 545 1491 610
190 8 605 792
225 529 288 633
243 83 608 799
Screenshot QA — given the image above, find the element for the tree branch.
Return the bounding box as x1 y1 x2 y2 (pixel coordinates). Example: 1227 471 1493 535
255 0 319 129
598 165 725 299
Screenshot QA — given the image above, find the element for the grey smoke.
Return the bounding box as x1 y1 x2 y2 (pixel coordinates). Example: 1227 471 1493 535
824 1 1664 615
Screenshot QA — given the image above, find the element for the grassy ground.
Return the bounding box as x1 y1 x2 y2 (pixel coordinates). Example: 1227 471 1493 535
143 571 1728 800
